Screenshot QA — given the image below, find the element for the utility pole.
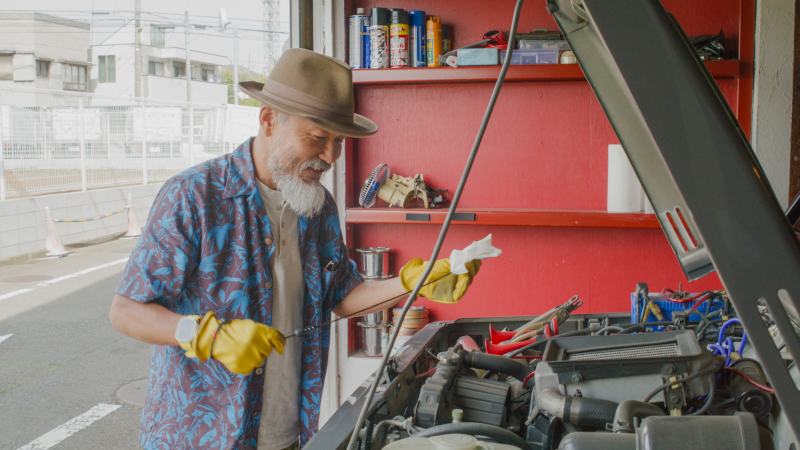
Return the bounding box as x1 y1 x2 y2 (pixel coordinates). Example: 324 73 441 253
233 24 239 105
184 11 192 103
185 11 194 166
134 0 142 97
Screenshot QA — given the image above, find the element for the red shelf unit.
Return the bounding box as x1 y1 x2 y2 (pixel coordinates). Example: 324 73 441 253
346 208 661 229
352 60 741 85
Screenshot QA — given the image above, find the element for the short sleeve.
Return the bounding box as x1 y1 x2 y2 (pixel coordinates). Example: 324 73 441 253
115 180 199 311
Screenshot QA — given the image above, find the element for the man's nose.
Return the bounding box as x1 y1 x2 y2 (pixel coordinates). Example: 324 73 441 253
318 140 339 165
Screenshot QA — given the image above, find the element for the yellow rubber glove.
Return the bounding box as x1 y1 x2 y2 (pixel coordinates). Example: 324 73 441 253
178 311 286 375
399 258 481 304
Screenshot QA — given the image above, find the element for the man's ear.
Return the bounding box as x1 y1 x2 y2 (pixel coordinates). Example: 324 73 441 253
259 106 279 138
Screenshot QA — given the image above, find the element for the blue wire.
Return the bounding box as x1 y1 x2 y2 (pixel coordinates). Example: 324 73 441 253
708 318 747 366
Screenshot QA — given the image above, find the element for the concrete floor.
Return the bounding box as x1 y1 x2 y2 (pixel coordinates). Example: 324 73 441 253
0 237 150 450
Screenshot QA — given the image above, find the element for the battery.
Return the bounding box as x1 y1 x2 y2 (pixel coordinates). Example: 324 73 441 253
369 7 389 69
426 16 442 67
349 9 370 69
389 9 409 68
409 11 426 68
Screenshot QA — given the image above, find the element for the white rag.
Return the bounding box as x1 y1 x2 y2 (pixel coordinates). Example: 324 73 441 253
448 234 503 275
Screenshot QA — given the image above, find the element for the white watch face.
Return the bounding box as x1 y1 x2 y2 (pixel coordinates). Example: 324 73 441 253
175 317 198 343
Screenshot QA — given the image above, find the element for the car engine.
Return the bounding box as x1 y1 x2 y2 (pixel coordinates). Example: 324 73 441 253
308 288 788 450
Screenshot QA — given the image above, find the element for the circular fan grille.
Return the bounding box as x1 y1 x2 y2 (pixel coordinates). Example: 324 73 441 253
359 164 390 208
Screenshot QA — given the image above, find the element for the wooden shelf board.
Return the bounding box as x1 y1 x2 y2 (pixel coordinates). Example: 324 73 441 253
345 208 661 229
352 60 740 85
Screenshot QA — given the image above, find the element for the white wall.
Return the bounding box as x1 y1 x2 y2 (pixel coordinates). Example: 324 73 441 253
752 0 796 208
0 183 163 261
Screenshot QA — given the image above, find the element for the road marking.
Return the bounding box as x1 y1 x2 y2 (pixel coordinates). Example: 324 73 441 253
0 334 11 344
0 289 35 302
17 403 122 450
0 259 128 304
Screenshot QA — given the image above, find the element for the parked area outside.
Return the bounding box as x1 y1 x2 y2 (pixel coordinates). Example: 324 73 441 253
0 86 260 200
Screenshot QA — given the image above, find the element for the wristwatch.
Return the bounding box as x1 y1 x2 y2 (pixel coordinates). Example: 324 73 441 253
175 316 200 344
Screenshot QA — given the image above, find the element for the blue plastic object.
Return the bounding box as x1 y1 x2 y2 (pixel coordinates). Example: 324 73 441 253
631 292 726 330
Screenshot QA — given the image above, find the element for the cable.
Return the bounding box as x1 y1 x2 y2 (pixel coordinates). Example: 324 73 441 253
283 274 447 339
688 373 716 415
724 366 776 394
595 326 624 335
343 1 527 449
642 369 715 403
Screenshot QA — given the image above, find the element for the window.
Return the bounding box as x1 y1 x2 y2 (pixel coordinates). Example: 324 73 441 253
201 65 216 82
36 60 50 78
173 62 185 78
63 64 87 91
98 56 115 83
150 24 166 48
148 61 164 76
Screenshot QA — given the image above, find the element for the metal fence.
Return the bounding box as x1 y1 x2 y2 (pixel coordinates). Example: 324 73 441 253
0 85 260 200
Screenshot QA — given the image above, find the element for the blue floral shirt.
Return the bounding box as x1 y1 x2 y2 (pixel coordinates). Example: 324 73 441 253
116 138 362 449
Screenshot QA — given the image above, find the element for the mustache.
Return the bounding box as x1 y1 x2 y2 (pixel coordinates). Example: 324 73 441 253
301 158 332 173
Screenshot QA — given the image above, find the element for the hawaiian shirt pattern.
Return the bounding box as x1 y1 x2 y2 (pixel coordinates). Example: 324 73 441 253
115 138 362 450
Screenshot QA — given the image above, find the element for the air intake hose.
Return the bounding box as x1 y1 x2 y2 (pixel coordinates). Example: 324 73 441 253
461 350 535 383
538 389 619 429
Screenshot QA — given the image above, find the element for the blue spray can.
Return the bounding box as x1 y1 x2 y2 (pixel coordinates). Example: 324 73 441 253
349 8 370 69
409 11 426 67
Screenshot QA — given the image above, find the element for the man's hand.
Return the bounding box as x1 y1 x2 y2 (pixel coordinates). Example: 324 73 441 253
181 311 286 375
399 258 481 303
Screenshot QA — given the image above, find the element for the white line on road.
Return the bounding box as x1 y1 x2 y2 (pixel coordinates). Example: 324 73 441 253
0 258 128 304
17 403 122 450
0 289 35 302
0 333 11 344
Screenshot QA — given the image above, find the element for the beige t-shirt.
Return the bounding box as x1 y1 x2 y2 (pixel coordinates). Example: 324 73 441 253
256 180 304 450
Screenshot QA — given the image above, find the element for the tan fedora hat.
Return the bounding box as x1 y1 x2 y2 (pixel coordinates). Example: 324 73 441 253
239 48 377 138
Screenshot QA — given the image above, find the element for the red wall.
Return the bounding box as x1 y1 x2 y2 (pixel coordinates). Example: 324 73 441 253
346 0 747 324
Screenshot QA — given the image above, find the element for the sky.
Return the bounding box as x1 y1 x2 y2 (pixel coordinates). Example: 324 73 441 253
7 0 290 73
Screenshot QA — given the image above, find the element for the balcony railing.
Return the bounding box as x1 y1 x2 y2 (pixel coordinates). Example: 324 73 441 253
63 82 88 92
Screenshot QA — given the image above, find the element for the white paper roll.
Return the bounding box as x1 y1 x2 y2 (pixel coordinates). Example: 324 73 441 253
607 144 643 212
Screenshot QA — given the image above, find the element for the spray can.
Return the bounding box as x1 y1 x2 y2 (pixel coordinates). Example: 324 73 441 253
349 8 370 69
369 8 389 69
442 24 452 55
409 11 426 68
426 16 442 67
389 9 409 68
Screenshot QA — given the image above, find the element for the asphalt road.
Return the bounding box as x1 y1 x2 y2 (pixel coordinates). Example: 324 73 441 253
0 238 150 450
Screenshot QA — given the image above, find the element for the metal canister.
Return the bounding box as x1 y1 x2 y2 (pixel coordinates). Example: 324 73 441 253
389 9 409 68
442 24 452 55
409 11 426 67
426 16 442 67
356 247 393 356
356 247 392 279
349 8 370 69
369 7 389 69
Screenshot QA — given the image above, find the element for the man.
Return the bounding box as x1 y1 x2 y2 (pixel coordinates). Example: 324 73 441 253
109 49 481 450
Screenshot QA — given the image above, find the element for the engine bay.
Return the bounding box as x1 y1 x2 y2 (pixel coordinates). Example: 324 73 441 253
308 287 791 450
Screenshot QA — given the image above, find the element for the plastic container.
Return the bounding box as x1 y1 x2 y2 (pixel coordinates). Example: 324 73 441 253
458 48 499 66
518 39 570 50
631 292 726 330
500 49 558 65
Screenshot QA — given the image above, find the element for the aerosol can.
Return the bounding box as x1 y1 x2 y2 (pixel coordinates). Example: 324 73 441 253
349 8 370 69
369 8 389 69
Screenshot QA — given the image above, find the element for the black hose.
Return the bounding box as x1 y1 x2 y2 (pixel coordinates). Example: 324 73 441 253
565 396 619 429
413 423 533 450
463 351 534 383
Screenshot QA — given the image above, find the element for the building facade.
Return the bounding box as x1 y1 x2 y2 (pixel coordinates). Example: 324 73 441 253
0 12 92 92
91 17 227 104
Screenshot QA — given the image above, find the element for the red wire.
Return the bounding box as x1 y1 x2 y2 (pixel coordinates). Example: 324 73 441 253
662 288 709 303
724 367 776 394
523 371 536 386
415 367 437 379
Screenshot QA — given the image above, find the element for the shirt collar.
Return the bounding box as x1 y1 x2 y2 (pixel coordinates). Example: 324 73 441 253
222 138 259 200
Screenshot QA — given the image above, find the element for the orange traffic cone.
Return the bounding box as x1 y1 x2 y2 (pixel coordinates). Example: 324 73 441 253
122 194 142 239
41 207 72 258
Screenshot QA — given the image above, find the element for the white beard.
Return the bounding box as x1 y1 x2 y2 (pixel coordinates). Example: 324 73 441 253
267 130 331 218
